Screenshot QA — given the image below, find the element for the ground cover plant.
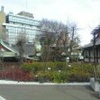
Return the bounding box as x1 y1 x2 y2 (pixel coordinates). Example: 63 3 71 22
0 62 96 83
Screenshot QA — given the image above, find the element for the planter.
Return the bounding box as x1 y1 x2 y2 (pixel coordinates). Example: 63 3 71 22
90 78 100 92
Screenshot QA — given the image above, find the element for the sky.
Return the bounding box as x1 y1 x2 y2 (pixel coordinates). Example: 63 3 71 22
0 0 100 46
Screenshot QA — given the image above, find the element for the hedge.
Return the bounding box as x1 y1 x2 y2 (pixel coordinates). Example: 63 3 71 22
21 62 94 82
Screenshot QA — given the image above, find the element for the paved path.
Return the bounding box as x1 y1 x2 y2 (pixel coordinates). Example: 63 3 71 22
0 85 99 100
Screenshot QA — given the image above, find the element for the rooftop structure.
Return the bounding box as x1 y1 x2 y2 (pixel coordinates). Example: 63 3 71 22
17 11 34 18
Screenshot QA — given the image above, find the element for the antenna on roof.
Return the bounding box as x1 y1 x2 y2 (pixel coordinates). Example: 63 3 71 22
26 0 28 11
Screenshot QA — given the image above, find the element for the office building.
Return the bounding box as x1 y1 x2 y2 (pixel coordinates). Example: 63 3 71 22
0 6 41 44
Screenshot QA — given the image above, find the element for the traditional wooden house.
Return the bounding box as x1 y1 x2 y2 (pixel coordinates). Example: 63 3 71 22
82 38 100 63
0 39 36 62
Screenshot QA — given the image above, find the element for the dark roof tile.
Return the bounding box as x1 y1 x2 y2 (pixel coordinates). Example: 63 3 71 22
83 38 100 48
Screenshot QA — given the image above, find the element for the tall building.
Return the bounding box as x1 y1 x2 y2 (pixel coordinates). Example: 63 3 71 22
0 6 6 40
0 6 41 44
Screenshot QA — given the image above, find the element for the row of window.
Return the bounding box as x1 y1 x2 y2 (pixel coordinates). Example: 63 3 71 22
8 36 35 44
6 26 38 33
5 21 40 44
8 15 40 26
9 22 36 28
84 50 100 58
9 34 35 38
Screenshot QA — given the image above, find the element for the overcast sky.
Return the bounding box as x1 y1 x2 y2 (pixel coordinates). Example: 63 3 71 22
0 0 100 46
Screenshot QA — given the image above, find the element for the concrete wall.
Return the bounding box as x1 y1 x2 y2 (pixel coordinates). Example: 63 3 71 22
0 12 5 24
84 58 100 63
90 78 100 92
84 58 89 62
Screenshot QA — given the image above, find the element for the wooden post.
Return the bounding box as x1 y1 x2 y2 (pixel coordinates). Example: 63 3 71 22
93 34 97 81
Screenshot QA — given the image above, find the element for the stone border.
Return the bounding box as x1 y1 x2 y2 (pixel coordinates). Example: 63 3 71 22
99 86 100 98
0 80 90 85
90 78 100 92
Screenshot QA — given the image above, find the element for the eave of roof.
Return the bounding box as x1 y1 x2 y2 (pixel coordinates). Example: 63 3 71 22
1 52 16 57
0 39 18 54
0 39 37 60
82 38 100 49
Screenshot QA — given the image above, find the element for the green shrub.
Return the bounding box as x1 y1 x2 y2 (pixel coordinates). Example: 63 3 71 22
21 62 94 82
22 63 33 72
22 62 66 72
37 70 53 82
54 62 66 70
67 63 93 82
67 70 91 82
53 71 67 83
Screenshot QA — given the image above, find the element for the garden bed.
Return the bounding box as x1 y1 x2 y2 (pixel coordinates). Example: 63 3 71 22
0 62 94 83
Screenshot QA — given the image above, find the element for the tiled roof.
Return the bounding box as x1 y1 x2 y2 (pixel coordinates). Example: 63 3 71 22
0 39 18 53
0 39 36 60
82 38 100 48
12 44 35 56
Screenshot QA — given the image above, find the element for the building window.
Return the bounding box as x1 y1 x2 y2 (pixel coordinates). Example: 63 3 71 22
84 50 89 58
98 49 100 58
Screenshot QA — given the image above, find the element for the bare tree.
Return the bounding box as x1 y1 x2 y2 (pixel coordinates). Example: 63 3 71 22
40 31 55 62
16 33 27 64
40 19 67 35
68 22 80 62
0 27 7 70
39 19 69 61
0 27 7 41
55 30 69 61
39 19 80 62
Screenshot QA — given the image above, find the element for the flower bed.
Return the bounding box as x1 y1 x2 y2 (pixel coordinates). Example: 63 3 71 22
0 69 34 81
0 62 94 83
